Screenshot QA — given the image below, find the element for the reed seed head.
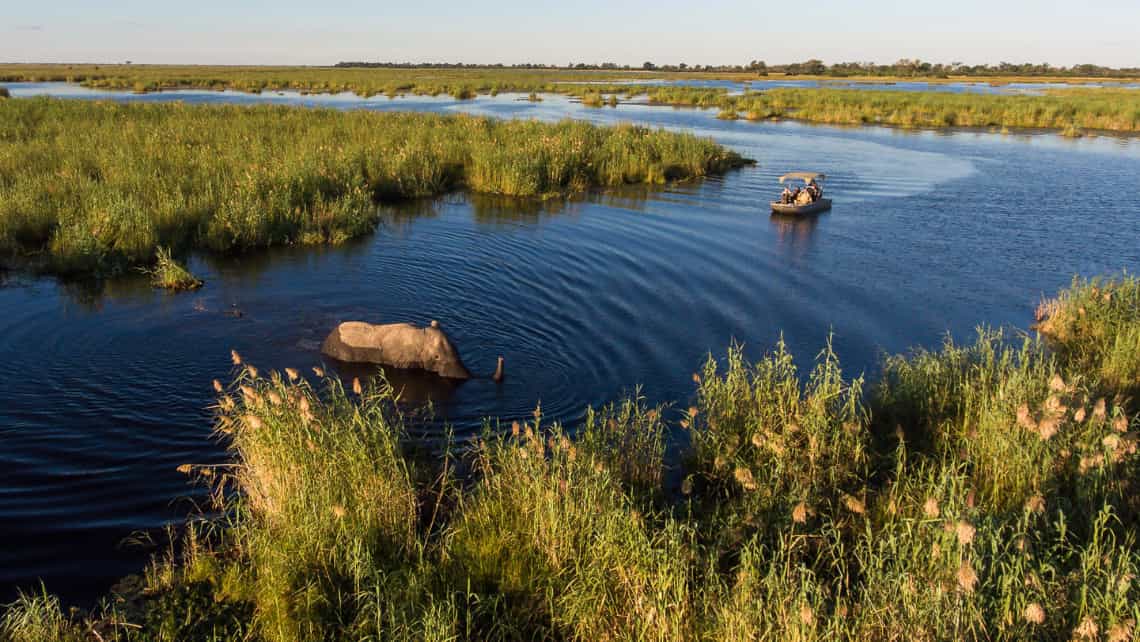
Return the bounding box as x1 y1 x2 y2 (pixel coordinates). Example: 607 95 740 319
1107 623 1133 642
799 605 814 626
956 559 978 593
688 406 698 418
1074 617 1099 639
792 501 809 524
313 366 325 378
1023 602 1045 625
923 497 940 518
285 367 299 381
212 379 223 393
1113 416 1128 433
843 494 866 515
246 365 258 379
1049 374 1067 392
955 520 976 546
1037 417 1059 441
352 377 362 395
1094 398 1107 419
1016 403 1037 430
1074 407 1087 422
331 505 346 519
176 464 192 474
1025 494 1046 514
231 349 242 365
733 466 757 490
244 414 263 430
266 391 282 406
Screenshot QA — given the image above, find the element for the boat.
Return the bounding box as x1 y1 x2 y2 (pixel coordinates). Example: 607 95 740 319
770 172 832 215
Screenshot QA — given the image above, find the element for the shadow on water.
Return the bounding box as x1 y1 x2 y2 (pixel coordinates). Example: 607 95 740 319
323 358 464 407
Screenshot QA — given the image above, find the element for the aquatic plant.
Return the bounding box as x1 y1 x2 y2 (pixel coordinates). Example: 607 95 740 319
4 276 1139 639
579 90 605 107
647 86 1140 133
0 99 750 277
0 87 10 99
143 247 203 290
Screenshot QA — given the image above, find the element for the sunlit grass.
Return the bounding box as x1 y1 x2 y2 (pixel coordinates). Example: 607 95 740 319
0 99 750 277
143 247 202 290
4 277 1138 639
648 86 1140 133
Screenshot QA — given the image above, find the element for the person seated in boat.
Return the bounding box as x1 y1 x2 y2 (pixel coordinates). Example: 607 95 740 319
795 187 813 205
780 186 794 204
805 179 820 201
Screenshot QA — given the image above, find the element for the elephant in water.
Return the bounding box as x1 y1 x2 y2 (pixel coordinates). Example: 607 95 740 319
321 320 472 379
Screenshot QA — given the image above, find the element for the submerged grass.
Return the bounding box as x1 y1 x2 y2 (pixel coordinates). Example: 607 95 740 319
5 276 1139 640
0 99 750 277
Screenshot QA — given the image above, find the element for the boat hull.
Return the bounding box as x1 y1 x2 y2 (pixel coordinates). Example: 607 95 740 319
770 198 832 215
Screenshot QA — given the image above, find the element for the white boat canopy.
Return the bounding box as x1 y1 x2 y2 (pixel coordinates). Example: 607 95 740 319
778 172 826 183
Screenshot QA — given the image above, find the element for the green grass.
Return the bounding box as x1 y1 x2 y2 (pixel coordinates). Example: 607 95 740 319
5 276 1139 640
1035 275 1140 397
0 99 750 277
143 247 202 290
0 64 661 99
648 86 1140 133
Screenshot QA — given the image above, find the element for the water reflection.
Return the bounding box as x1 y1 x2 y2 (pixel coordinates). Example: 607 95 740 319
769 212 824 260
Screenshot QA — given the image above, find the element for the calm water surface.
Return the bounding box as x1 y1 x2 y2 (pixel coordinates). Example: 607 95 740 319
2 83 1140 603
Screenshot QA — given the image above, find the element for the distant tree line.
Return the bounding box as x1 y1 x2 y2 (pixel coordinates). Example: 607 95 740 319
334 59 1140 77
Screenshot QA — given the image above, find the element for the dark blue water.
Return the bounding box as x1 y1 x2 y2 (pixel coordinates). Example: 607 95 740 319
2 83 1140 603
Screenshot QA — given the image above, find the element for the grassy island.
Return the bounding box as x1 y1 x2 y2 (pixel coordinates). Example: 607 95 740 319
650 87 1140 133
0 99 750 277
3 275 1139 641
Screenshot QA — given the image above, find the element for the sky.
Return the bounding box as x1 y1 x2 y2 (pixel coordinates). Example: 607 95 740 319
3 0 1138 68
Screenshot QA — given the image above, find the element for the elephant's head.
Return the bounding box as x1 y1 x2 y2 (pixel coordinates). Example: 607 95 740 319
422 323 471 379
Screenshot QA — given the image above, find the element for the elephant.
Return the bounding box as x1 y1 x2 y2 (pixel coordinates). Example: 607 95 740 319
321 320 472 379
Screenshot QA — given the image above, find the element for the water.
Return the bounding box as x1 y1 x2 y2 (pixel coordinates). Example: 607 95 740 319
2 84 1140 604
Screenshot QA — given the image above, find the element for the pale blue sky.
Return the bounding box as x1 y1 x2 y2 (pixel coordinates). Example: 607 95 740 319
3 0 1137 67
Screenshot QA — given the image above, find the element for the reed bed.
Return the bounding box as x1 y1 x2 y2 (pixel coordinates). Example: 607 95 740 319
4 276 1139 640
0 64 655 99
0 99 749 277
648 87 1140 133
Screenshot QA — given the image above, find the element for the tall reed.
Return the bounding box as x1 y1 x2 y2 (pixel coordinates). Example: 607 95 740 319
3 277 1138 640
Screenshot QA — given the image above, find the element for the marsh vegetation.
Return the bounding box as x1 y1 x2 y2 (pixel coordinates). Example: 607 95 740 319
0 64 651 99
0 99 749 277
649 87 1140 133
3 276 1138 641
